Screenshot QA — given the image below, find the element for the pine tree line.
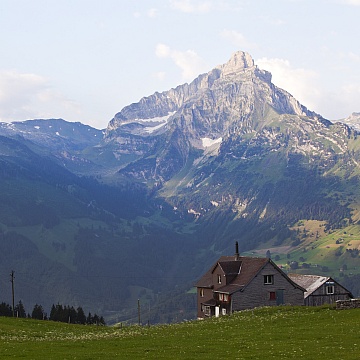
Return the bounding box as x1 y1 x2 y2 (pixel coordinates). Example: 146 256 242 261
49 303 105 325
0 300 105 325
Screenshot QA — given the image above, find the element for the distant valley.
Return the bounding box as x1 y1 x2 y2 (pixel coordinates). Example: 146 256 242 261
1 51 360 323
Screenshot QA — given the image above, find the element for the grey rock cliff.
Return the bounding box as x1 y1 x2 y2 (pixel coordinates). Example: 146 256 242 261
102 51 327 181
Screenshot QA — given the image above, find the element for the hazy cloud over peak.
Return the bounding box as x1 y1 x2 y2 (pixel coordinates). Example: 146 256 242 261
155 44 208 81
256 58 320 112
220 29 257 50
0 70 81 123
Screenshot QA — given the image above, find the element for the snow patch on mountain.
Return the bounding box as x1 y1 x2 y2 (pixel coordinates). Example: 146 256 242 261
116 112 175 136
201 137 223 148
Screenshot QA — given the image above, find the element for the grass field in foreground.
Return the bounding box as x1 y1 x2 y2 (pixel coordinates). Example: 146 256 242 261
0 306 360 359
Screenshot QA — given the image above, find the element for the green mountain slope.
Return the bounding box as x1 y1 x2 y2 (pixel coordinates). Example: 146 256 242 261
0 135 200 321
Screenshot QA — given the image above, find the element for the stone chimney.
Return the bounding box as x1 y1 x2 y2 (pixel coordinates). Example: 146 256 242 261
235 241 240 260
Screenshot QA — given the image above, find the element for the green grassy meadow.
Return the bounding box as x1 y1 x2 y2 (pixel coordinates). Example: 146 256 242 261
244 220 360 278
1 306 360 359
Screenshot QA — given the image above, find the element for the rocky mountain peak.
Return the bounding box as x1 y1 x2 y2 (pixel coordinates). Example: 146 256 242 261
339 112 360 131
216 51 255 76
103 50 325 173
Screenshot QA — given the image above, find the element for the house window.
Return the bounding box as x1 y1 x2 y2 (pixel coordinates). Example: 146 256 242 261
269 291 276 300
222 308 227 316
200 288 204 297
218 293 229 302
326 285 335 294
264 275 274 285
204 306 211 316
217 274 222 284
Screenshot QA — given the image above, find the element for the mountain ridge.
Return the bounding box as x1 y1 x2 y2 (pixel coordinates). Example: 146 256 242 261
1 50 360 323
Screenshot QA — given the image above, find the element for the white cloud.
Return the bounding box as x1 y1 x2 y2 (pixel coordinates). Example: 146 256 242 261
315 82 360 120
341 0 360 5
155 43 208 81
255 57 360 119
147 8 159 18
155 43 171 58
256 58 320 111
220 29 257 50
339 83 360 111
0 70 81 122
170 0 242 12
153 71 166 81
346 52 360 62
170 0 212 13
257 15 285 26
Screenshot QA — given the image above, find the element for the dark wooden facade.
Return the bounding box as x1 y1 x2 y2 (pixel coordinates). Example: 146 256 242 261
195 250 305 319
288 274 353 306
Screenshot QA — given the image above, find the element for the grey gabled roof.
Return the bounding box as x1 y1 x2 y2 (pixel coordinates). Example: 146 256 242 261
288 274 328 298
288 274 353 299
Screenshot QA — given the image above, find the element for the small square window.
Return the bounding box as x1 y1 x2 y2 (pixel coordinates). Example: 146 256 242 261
326 285 335 294
219 293 224 301
222 308 227 316
224 294 229 302
269 291 276 300
264 275 274 285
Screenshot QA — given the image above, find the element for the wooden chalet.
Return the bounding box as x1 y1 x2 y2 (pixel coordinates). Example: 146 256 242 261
288 274 353 306
195 243 305 319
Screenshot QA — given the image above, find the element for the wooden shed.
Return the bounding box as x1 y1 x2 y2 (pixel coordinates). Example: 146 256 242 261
288 274 353 306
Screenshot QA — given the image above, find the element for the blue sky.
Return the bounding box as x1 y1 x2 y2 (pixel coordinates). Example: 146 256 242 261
0 0 359 129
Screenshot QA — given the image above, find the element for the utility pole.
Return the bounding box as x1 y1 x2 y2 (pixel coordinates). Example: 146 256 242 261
10 270 15 317
137 299 141 326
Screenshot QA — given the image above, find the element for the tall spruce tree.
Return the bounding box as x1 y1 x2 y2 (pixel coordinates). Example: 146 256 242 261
14 300 26 318
31 304 46 320
76 306 86 324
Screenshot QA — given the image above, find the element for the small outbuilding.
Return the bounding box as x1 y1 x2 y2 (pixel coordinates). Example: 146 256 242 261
288 274 353 306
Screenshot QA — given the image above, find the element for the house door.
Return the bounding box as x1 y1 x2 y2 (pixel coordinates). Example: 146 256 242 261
276 290 284 305
215 306 220 318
